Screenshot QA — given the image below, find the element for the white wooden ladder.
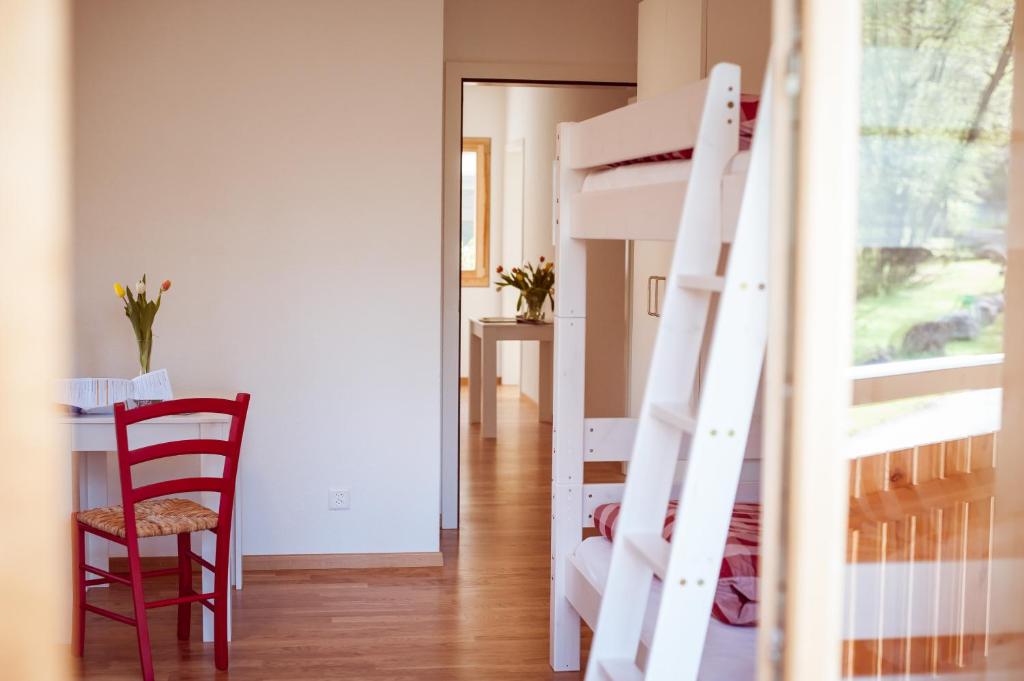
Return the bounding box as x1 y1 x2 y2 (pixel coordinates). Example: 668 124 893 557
585 65 772 681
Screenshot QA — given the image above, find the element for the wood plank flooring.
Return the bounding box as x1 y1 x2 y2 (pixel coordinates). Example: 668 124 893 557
75 386 616 680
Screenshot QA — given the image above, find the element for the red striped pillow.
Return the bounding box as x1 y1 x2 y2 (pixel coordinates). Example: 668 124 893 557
591 501 760 626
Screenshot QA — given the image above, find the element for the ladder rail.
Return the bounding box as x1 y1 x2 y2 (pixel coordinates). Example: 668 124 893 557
645 67 773 680
586 63 773 681
584 63 741 677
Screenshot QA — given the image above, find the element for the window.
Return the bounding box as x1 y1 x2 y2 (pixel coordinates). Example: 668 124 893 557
855 0 1013 367
461 138 491 287
849 1 1012 445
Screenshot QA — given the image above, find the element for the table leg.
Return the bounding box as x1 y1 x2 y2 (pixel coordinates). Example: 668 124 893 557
80 451 110 585
233 478 242 590
66 428 77 647
539 339 553 423
469 332 481 424
201 526 230 642
200 426 231 642
482 334 497 438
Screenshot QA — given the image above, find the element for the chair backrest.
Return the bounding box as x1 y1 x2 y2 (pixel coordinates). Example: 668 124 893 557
113 393 250 542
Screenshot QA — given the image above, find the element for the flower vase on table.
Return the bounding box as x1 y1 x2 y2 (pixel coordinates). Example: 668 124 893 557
113 274 172 403
494 257 554 324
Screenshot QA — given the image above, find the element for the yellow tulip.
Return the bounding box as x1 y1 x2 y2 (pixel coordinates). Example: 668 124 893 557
113 282 126 298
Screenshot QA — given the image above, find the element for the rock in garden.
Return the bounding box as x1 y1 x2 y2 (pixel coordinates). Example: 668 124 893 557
971 293 1004 326
861 349 894 365
901 321 953 355
937 310 980 341
976 245 1007 265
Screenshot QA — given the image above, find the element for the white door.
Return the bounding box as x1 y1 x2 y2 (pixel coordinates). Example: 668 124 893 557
500 139 525 384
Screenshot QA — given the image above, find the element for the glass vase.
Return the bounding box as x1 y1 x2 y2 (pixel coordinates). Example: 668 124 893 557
136 334 153 375
519 291 547 323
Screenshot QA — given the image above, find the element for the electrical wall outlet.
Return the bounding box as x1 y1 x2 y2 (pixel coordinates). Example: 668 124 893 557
328 488 351 510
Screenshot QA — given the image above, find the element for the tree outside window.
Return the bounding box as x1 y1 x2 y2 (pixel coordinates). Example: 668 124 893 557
856 0 1013 365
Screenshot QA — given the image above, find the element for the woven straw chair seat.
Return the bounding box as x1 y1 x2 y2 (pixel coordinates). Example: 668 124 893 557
78 498 219 539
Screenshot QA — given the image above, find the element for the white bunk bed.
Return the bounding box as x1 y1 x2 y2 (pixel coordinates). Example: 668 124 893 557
549 63 761 678
550 61 1001 681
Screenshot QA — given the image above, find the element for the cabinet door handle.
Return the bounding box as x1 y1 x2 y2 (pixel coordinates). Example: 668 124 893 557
647 275 666 318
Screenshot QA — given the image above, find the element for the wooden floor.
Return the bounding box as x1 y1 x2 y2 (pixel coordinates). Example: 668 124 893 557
75 386 615 680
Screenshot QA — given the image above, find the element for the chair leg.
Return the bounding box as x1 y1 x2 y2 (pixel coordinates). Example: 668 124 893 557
73 523 86 657
213 537 230 670
127 541 155 681
176 533 191 641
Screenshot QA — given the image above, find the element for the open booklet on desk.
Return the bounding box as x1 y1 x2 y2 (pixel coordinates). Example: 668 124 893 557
57 369 174 414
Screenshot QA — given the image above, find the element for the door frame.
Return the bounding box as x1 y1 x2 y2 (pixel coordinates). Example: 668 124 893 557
441 60 636 529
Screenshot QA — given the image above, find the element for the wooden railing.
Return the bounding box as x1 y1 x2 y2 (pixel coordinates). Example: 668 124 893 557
844 432 997 677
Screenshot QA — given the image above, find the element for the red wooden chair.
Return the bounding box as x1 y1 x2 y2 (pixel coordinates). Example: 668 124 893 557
73 393 250 681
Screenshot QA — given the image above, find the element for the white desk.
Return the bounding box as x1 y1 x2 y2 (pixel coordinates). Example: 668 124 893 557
59 412 242 642
468 319 553 438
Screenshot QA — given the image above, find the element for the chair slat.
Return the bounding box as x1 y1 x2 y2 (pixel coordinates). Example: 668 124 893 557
129 477 225 503
130 438 231 465
117 396 246 425
84 603 137 626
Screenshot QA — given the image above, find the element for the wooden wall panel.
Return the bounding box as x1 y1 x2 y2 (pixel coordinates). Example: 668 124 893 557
843 433 997 678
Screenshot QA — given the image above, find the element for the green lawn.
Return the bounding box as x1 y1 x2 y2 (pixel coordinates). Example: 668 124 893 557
848 393 936 435
854 258 1004 364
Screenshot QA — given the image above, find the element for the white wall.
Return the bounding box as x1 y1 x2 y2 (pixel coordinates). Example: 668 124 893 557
460 86 506 379
444 0 638 69
503 85 634 405
706 0 772 92
72 0 444 556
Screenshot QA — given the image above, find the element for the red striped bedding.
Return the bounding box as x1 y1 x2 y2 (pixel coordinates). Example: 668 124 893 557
592 501 760 626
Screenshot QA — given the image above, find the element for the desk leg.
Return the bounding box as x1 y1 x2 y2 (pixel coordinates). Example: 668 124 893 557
469 332 481 425
65 427 77 646
200 426 231 643
233 478 242 590
482 334 497 439
78 451 110 586
201 527 229 642
539 340 553 423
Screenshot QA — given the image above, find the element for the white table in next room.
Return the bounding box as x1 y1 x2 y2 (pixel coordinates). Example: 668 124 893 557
468 318 553 438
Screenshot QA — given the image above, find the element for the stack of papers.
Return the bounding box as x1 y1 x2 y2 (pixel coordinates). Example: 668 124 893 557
57 369 174 413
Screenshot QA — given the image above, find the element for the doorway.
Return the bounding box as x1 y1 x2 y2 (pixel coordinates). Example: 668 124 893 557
450 80 636 529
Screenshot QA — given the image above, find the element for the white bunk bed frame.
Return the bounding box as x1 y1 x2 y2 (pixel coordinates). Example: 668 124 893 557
550 61 1003 680
550 63 756 675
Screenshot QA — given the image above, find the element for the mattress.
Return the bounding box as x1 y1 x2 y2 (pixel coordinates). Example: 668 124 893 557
573 536 756 681
582 150 751 193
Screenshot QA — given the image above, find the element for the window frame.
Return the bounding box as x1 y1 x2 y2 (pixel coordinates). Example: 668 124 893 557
848 354 1004 458
850 353 1003 406
460 137 491 287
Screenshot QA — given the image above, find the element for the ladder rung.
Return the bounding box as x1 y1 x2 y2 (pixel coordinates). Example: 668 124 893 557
650 401 696 432
623 532 669 580
676 273 724 292
599 659 645 681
